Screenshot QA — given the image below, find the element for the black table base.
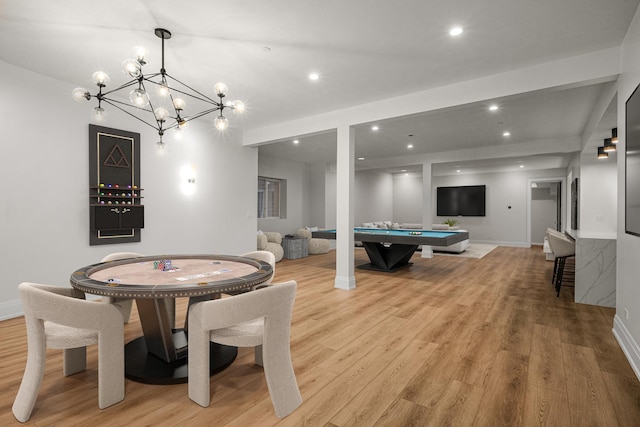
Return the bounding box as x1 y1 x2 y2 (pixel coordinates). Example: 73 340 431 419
124 329 237 385
360 242 419 272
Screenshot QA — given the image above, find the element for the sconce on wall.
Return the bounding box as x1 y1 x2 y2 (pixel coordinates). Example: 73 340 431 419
597 146 608 159
603 137 616 153
611 128 618 144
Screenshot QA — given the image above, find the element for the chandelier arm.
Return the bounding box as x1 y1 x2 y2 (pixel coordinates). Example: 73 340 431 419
100 79 142 97
101 97 153 114
141 81 165 133
163 107 223 132
140 74 220 106
181 107 223 122
142 72 162 80
163 73 220 105
164 84 221 106
99 99 161 132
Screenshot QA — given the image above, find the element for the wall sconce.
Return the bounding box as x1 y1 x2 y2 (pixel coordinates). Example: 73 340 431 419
180 165 197 195
603 137 616 152
611 128 618 144
597 146 608 159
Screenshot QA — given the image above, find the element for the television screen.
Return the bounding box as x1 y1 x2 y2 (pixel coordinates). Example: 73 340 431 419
626 84 640 237
437 185 486 216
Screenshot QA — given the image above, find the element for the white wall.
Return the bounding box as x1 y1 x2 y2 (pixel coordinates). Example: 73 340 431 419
432 168 567 246
579 152 618 234
354 170 393 224
257 152 310 235
0 60 258 319
325 163 337 229
393 172 423 223
614 4 640 379
308 163 327 227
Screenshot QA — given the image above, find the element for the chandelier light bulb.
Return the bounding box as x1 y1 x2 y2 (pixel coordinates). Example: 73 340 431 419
178 118 189 129
173 97 186 111
122 59 142 78
232 100 246 112
129 88 148 107
154 107 169 122
92 71 110 87
132 46 149 66
72 87 91 102
157 82 170 97
214 82 228 97
92 106 107 123
214 115 229 130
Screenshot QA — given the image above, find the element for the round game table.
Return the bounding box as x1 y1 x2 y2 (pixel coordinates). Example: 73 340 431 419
70 254 273 384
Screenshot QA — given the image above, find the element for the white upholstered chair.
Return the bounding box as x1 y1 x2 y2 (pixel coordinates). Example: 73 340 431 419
545 228 564 284
257 231 284 262
241 250 276 285
296 228 330 254
547 232 576 296
188 280 302 418
13 282 124 422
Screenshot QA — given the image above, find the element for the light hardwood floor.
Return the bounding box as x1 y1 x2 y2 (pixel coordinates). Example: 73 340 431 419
2 246 639 426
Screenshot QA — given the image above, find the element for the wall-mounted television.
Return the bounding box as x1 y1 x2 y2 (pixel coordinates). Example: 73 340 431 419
626 83 640 237
437 185 486 216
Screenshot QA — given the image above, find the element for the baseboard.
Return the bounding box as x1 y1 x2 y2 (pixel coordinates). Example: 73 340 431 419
0 298 23 321
613 314 640 382
471 240 529 248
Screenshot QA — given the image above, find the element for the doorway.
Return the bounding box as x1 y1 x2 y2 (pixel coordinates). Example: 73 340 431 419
528 178 565 246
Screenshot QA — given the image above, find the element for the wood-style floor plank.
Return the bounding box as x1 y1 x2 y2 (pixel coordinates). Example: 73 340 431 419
1 246 639 426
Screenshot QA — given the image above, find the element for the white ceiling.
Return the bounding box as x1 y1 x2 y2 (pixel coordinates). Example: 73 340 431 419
0 0 635 174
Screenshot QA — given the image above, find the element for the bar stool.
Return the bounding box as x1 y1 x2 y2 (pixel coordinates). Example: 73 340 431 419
547 232 576 296
545 228 565 286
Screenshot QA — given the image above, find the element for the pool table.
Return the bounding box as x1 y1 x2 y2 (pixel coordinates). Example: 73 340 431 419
313 228 470 272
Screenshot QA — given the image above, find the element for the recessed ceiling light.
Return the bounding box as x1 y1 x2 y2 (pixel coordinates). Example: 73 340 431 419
519 165 525 168
407 144 414 149
293 139 299 144
456 169 461 173
401 169 407 172
371 125 379 131
449 26 463 36
489 104 499 111
357 157 365 160
503 131 511 137
309 72 319 81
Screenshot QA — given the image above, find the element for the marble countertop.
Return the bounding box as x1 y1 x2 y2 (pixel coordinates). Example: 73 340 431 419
566 229 617 240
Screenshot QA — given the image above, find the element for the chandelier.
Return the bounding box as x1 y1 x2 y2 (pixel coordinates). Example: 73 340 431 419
72 28 244 145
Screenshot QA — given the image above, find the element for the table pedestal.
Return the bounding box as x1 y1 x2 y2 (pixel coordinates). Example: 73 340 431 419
124 329 237 385
360 242 419 272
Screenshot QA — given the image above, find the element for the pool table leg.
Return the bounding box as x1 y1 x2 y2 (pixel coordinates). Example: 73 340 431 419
361 242 419 272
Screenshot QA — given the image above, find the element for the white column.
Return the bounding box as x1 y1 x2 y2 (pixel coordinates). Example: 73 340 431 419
421 162 434 258
334 125 356 290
